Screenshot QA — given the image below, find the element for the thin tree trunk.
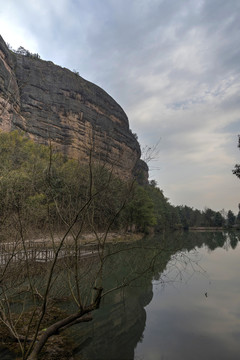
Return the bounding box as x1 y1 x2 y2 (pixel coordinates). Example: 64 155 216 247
27 287 102 360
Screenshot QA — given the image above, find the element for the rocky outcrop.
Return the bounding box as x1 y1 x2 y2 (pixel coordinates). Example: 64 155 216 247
0 35 148 181
0 36 22 132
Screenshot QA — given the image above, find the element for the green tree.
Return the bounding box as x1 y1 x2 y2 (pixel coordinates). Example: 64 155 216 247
235 210 240 225
123 185 156 233
233 135 240 179
203 208 215 227
214 211 225 227
146 183 175 230
227 210 236 227
176 205 205 229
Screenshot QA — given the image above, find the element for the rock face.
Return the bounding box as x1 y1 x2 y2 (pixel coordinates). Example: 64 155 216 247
0 35 148 181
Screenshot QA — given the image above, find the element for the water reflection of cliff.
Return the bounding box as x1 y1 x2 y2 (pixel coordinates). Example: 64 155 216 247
72 231 240 360
72 237 170 360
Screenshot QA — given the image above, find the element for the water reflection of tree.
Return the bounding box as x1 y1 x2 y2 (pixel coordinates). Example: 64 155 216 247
228 232 239 249
74 231 240 360
73 237 173 360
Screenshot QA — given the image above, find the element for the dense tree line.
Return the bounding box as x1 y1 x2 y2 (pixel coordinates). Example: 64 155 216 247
0 131 238 236
134 183 239 231
175 206 239 229
0 131 182 234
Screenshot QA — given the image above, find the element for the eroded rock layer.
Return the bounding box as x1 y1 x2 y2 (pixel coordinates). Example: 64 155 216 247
0 35 148 180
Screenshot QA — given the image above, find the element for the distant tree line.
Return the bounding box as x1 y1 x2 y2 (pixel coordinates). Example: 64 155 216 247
174 205 239 230
136 181 239 231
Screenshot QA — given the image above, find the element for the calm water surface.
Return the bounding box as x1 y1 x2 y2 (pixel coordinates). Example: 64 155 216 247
75 231 240 360
1 231 239 359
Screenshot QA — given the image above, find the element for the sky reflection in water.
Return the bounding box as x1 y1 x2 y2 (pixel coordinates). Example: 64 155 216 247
134 234 240 360
1 232 239 360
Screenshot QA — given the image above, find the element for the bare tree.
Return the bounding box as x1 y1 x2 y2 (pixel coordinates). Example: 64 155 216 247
0 133 143 359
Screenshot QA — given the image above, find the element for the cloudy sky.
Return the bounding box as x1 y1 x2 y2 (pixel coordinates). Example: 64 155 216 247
1 0 239 213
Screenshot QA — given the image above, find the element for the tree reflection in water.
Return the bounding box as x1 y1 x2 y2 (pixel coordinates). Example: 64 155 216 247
72 231 239 360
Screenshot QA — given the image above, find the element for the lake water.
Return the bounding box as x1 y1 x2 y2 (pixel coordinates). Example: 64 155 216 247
1 231 239 359
73 231 240 360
